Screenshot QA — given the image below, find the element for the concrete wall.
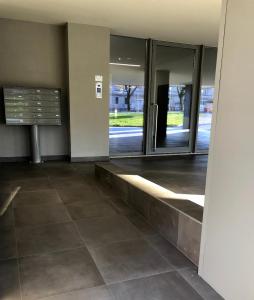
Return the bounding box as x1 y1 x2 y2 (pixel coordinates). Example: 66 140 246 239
0 18 69 159
67 23 109 160
199 0 254 299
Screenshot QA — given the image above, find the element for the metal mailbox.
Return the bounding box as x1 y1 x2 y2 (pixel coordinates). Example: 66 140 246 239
3 87 61 125
2 87 62 164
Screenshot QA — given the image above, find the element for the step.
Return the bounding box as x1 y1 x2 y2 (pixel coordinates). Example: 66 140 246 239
95 162 203 266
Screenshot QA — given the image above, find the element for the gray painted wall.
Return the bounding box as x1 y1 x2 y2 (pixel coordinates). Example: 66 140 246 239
67 23 109 160
0 18 69 159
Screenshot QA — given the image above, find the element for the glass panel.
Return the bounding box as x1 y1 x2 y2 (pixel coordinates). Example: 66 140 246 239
109 36 146 155
154 45 195 151
196 47 217 151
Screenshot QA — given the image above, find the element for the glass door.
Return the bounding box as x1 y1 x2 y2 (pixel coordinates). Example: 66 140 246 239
146 41 201 154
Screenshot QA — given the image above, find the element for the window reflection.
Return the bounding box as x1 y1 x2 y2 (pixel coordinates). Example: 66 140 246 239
109 36 146 155
196 47 217 151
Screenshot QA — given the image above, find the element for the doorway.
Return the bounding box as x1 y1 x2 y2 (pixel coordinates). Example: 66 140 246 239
146 41 201 154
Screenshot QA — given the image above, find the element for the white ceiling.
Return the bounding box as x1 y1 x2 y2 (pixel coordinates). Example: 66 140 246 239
0 0 222 46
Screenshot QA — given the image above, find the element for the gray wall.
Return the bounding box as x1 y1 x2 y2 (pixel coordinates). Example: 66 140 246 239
0 18 69 159
67 23 109 160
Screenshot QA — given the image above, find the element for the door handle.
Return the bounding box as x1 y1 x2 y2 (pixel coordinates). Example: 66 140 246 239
152 104 158 150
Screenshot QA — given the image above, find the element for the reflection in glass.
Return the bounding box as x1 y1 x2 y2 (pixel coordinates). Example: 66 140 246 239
109 36 146 155
154 45 195 150
196 47 217 151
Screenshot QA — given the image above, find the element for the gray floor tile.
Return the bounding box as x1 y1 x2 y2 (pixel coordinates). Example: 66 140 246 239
44 167 78 178
0 191 15 207
14 178 52 192
178 267 223 300
66 201 117 220
80 174 107 190
0 226 17 260
42 162 75 170
145 235 195 269
16 222 83 257
109 271 203 300
0 182 20 194
14 203 71 227
90 239 173 284
39 285 114 300
76 215 141 248
106 197 134 215
14 189 62 207
126 212 157 237
0 167 47 181
0 206 14 228
57 186 105 204
73 163 95 174
20 248 104 300
0 259 21 300
50 177 88 189
94 184 116 198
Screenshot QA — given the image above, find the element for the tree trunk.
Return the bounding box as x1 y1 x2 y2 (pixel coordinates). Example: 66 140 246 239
126 96 131 111
124 85 137 112
179 95 184 111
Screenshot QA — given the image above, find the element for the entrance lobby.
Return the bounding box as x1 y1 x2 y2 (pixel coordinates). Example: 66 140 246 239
1 0 254 299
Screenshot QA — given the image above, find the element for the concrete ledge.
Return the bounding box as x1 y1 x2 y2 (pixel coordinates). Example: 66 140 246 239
95 162 203 266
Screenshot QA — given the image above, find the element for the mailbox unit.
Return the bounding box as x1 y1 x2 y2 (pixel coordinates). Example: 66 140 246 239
3 87 61 125
3 87 62 163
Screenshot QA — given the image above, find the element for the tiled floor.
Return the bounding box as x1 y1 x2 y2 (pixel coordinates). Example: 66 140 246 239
0 161 222 300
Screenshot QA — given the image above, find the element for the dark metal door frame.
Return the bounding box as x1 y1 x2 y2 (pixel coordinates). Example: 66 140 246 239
144 40 202 155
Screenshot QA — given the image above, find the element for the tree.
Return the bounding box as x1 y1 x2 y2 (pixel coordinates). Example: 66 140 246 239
124 85 137 112
177 86 186 111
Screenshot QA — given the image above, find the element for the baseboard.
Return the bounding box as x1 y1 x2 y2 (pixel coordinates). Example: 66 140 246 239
0 156 29 162
0 155 69 163
71 156 109 162
42 155 70 162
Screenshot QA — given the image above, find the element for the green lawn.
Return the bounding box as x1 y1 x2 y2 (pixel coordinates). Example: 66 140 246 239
109 112 183 127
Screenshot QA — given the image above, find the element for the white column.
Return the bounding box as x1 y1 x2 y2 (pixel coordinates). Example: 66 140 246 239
199 0 254 299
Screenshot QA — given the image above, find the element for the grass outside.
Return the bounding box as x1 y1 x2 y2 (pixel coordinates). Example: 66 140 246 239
109 112 184 127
